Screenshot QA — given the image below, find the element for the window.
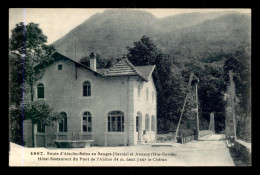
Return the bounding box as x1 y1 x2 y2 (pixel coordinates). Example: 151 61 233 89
58 64 63 70
37 83 44 99
37 122 45 133
136 116 139 132
107 111 124 132
151 116 156 131
83 81 91 96
145 115 149 131
152 92 154 102
146 88 149 101
59 112 67 132
138 85 141 97
83 112 92 132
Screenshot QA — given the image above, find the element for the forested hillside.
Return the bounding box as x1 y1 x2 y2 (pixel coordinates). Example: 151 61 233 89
53 9 251 139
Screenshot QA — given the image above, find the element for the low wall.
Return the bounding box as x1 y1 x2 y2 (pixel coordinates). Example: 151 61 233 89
234 139 251 165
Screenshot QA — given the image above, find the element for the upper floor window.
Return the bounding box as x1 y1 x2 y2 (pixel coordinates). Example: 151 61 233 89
59 112 67 132
107 111 124 132
37 122 45 133
58 64 63 70
83 112 92 132
83 81 91 96
146 88 149 101
37 83 44 99
138 84 141 97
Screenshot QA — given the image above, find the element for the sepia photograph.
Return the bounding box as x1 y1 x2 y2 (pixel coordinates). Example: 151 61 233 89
8 8 251 166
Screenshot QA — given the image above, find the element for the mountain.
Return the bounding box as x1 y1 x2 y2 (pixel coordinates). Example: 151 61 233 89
53 9 251 62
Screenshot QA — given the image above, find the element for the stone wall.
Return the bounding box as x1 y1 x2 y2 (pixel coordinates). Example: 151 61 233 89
234 139 251 165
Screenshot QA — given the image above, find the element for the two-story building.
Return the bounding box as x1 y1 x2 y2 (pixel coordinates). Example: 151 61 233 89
23 52 157 147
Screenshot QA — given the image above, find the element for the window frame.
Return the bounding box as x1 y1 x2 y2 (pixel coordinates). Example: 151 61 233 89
151 116 156 132
136 116 139 132
58 64 63 70
37 122 45 133
107 111 124 132
83 81 91 97
58 112 67 132
145 115 149 131
82 111 92 132
37 83 45 99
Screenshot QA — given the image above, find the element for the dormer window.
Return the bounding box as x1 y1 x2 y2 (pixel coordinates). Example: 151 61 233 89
58 64 63 70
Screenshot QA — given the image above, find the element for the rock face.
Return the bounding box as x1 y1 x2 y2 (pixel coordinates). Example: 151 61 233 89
52 9 250 61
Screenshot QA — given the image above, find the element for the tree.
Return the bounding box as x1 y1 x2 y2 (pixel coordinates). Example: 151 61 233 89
24 101 62 126
127 36 158 66
9 22 61 146
126 36 189 133
10 22 56 103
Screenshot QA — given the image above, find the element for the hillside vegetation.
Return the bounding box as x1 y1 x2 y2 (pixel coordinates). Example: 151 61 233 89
53 9 251 138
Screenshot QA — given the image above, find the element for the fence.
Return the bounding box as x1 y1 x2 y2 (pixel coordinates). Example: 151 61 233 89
178 135 195 144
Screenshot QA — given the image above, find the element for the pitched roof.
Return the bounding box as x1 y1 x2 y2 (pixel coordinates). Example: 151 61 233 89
52 52 155 82
135 65 156 81
102 58 155 81
52 52 102 76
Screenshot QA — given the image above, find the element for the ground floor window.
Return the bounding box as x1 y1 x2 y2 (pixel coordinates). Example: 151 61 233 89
151 115 156 131
37 122 45 133
136 116 139 132
83 112 92 132
145 115 149 131
59 112 67 132
108 111 124 132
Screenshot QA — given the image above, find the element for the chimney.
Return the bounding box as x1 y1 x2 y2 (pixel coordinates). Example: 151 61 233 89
89 52 97 71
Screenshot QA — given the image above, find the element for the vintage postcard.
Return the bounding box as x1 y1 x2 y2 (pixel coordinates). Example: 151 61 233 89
9 8 251 166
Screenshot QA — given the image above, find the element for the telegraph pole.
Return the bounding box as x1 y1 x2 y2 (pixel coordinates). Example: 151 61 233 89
195 80 200 139
174 73 194 143
74 36 78 79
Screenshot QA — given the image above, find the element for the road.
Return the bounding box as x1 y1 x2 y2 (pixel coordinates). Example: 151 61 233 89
9 134 235 166
171 134 235 166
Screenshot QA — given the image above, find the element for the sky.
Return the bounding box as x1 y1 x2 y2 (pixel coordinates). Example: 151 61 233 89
9 8 251 45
